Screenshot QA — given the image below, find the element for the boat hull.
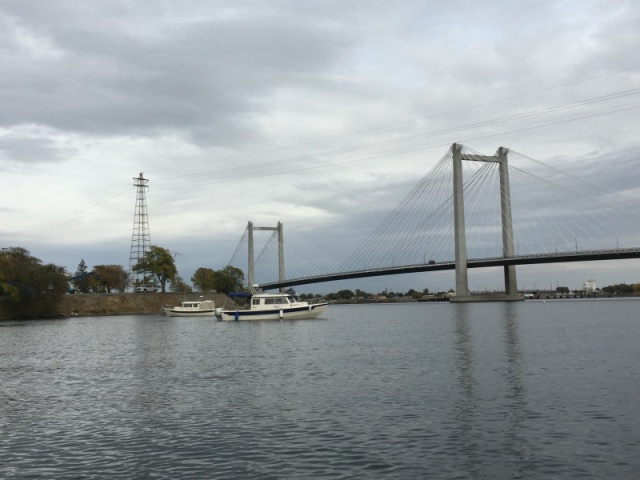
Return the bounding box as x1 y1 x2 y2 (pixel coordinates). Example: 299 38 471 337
217 303 329 321
163 308 217 317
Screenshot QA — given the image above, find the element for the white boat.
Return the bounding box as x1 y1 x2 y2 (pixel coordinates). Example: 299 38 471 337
215 291 329 321
164 299 217 317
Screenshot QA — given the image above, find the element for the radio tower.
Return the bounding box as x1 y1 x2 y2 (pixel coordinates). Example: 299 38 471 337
128 172 151 288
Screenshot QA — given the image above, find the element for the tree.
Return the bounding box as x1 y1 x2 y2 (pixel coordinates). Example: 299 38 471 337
92 265 128 293
191 267 217 292
354 289 371 299
72 259 91 293
190 265 244 294
214 266 244 294
0 247 67 318
602 283 633 295
336 289 354 300
132 246 177 292
170 275 193 293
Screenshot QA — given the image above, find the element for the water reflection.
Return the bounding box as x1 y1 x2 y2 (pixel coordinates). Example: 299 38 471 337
503 303 525 407
449 302 530 476
501 303 534 473
449 303 480 473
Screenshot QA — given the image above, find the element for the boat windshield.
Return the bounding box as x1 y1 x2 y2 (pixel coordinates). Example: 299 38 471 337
263 296 290 305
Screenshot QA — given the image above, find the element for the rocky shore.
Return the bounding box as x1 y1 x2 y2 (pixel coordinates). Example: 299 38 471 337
58 292 230 317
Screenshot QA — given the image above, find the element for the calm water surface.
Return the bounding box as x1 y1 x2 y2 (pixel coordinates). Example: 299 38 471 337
1 299 639 479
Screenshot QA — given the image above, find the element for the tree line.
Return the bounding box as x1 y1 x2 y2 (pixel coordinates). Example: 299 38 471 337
69 245 244 294
1 245 245 319
1 247 68 318
302 288 433 301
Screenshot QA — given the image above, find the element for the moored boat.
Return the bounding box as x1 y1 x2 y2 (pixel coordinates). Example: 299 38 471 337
215 291 329 321
164 299 216 317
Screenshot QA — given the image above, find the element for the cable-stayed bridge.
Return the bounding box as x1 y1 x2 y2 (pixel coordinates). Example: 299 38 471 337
228 144 640 301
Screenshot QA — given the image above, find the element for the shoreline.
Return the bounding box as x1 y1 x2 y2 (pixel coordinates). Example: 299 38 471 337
0 292 229 320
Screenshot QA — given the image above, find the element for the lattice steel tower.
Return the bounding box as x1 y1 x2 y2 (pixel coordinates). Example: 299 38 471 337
128 172 151 287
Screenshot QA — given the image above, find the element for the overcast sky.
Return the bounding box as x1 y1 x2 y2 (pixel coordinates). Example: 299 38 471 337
1 0 639 294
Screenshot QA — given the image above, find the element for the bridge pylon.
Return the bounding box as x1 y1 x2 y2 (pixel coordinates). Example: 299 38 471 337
451 143 523 302
247 221 285 292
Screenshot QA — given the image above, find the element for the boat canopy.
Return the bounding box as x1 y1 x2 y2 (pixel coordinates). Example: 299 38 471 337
228 292 252 298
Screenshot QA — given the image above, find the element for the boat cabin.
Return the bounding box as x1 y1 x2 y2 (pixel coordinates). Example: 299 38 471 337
251 294 298 309
179 300 215 310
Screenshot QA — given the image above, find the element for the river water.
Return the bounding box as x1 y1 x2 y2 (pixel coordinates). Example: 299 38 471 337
1 299 639 479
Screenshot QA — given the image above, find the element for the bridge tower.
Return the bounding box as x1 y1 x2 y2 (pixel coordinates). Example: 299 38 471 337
128 173 151 288
452 143 521 302
247 221 285 292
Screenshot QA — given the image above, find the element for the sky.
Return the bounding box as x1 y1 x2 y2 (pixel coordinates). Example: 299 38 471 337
1 0 639 294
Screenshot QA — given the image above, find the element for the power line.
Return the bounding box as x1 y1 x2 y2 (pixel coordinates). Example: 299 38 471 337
2 81 638 242
149 87 640 189
148 64 640 177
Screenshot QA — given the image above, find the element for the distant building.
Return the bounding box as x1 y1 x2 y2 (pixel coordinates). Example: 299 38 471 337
583 279 597 292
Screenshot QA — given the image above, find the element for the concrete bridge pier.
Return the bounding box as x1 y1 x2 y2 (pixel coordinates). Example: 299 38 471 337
450 143 523 303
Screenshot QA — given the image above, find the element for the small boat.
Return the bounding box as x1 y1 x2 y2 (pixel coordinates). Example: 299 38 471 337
215 290 329 321
164 298 217 317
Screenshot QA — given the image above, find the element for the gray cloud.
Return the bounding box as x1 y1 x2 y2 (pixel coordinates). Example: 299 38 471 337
0 0 353 146
0 131 74 167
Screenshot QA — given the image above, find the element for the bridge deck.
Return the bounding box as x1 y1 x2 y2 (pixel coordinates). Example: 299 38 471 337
259 248 640 289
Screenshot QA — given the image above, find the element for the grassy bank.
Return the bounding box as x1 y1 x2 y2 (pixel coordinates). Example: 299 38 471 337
58 292 230 318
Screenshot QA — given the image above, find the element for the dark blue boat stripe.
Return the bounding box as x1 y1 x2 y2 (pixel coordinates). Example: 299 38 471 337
167 310 215 314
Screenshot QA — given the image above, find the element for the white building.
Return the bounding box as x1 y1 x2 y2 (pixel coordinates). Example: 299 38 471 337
583 279 597 292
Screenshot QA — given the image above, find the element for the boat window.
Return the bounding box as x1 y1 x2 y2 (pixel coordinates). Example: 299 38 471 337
264 297 286 304
252 299 261 306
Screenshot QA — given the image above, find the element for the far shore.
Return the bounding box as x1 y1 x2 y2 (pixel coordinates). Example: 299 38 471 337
2 291 637 320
